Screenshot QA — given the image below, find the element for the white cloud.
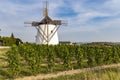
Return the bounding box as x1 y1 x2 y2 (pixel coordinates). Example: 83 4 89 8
0 0 120 42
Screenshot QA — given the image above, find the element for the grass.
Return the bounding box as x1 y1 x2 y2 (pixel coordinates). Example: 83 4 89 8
45 68 120 80
0 48 10 79
0 48 9 67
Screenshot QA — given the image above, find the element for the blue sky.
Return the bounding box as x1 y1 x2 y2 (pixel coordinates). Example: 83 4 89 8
0 0 120 42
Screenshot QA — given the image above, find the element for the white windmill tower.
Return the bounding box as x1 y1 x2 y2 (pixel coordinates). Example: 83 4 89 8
25 0 66 45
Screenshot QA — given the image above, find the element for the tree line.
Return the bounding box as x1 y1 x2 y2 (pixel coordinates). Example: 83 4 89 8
0 33 22 46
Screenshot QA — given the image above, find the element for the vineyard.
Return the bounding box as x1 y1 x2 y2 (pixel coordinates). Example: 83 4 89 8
6 43 120 78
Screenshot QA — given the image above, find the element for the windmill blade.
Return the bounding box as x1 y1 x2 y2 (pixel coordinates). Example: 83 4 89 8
24 21 40 27
24 22 32 24
61 20 68 26
52 20 61 25
52 20 68 26
24 24 33 27
24 22 33 27
32 21 40 26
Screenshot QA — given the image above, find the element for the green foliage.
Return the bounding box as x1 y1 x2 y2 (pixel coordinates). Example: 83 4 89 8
86 46 97 67
0 36 22 46
6 44 120 78
62 45 71 70
95 47 105 65
75 46 84 68
7 45 21 78
47 46 55 72
111 46 120 63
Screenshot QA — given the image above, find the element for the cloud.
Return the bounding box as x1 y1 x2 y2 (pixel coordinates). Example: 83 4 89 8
0 0 120 42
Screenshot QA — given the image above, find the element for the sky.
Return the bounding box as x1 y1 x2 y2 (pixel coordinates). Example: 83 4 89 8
0 0 120 42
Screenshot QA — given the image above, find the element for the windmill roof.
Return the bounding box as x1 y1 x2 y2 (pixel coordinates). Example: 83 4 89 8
38 16 62 25
39 16 52 24
31 15 62 26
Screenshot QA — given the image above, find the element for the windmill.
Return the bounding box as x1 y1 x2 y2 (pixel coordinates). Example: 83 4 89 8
25 0 67 45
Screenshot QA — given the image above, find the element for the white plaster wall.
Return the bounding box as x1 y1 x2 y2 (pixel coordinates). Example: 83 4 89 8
36 24 59 45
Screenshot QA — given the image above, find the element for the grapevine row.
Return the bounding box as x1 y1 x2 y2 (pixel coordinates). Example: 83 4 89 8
7 43 120 77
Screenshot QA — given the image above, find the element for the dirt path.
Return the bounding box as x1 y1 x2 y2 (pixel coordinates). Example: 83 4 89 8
15 63 120 80
0 46 10 49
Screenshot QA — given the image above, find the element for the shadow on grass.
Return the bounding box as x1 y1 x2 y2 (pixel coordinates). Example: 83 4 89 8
0 69 13 79
0 57 7 62
20 69 32 76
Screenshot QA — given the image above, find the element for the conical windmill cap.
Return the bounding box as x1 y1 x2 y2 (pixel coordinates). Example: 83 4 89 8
40 16 52 24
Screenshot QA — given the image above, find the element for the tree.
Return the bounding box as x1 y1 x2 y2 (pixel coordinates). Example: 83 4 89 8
11 33 14 38
15 38 23 45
